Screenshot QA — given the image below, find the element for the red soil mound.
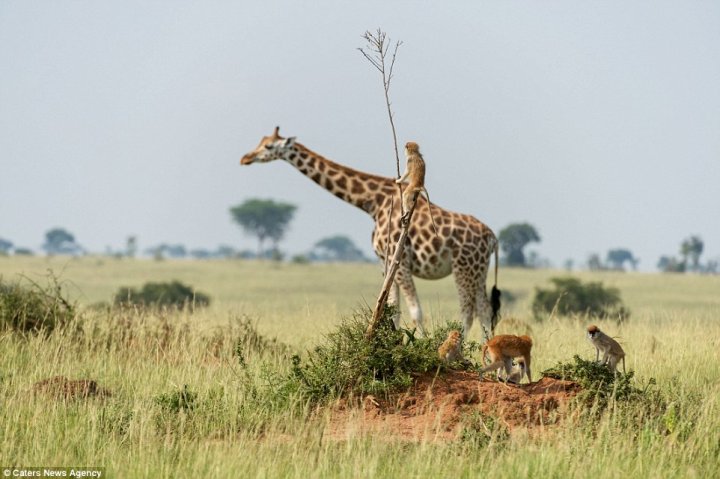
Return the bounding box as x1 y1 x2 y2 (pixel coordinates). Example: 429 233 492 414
327 370 581 441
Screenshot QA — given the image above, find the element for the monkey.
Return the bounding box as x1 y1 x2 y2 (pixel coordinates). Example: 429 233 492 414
438 330 463 364
395 141 438 235
504 357 526 385
480 334 533 384
586 324 626 374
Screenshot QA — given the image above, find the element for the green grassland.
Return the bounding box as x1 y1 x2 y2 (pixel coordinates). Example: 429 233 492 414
1 256 719 478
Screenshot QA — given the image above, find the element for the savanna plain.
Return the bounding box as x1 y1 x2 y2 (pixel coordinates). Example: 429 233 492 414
1 256 719 478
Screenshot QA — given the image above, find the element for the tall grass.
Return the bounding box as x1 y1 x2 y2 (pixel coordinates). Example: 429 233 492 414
0 257 719 477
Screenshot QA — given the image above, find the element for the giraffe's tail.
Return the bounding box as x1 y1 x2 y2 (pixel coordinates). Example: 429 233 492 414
490 236 501 334
493 236 499 287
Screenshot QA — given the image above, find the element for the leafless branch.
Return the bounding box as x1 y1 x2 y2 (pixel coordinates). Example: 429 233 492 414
366 191 420 340
358 29 404 182
359 28 414 340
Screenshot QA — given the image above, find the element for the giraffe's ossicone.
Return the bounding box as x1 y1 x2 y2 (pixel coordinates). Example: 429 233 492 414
240 127 500 339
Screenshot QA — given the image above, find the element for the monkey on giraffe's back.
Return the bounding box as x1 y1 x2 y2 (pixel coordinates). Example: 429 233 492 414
396 141 438 236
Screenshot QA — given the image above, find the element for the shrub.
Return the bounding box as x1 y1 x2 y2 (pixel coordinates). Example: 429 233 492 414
153 385 199 435
113 280 210 310
542 355 646 405
532 277 630 321
154 385 198 413
290 308 477 403
0 274 77 334
290 254 309 264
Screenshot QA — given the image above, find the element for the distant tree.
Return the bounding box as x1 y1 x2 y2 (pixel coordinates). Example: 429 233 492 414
680 236 704 272
291 254 310 264
143 243 186 260
657 255 685 273
498 223 541 267
190 248 212 259
237 249 256 259
230 199 297 256
215 245 237 259
43 228 82 255
606 249 638 271
165 244 187 258
525 250 551 269
14 248 34 256
126 236 138 258
705 259 719 275
313 235 368 262
587 253 605 271
0 238 12 255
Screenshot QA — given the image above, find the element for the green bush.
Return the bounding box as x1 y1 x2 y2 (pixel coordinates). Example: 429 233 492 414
0 274 76 334
532 277 630 321
542 355 647 405
154 385 198 413
113 280 210 310
290 308 477 403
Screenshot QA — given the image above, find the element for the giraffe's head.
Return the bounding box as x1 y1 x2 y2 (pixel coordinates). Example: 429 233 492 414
240 126 296 165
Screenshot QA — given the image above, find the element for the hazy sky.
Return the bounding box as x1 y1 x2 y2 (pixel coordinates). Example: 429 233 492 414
1 1 718 270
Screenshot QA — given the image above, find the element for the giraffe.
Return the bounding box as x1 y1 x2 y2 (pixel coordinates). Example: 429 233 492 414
240 127 500 339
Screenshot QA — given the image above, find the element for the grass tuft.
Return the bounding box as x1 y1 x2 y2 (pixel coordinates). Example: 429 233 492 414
458 411 510 450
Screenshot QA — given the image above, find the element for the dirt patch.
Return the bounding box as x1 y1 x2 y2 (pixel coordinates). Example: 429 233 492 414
32 376 112 400
326 370 581 441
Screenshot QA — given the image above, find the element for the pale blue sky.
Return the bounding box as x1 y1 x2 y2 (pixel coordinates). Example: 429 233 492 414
1 1 718 270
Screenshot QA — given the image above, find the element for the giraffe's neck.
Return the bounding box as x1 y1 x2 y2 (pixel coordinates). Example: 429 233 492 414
284 143 395 217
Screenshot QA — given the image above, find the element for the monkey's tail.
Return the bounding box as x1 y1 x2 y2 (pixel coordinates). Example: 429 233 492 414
429 211 439 237
422 188 440 237
622 356 626 375
490 237 501 334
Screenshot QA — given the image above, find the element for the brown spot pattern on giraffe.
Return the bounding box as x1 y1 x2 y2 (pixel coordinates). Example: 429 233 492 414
352 180 365 194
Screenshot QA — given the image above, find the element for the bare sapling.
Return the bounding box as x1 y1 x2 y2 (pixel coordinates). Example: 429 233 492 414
358 29 419 339
359 29 404 278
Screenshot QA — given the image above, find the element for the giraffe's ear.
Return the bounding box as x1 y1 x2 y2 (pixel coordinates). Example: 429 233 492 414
281 137 296 147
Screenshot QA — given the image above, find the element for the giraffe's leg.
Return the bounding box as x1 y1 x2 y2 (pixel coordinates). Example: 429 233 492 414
394 265 425 335
473 242 495 341
452 263 477 338
476 286 494 342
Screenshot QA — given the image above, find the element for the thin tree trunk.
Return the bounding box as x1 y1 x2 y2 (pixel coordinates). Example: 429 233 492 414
366 191 419 339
